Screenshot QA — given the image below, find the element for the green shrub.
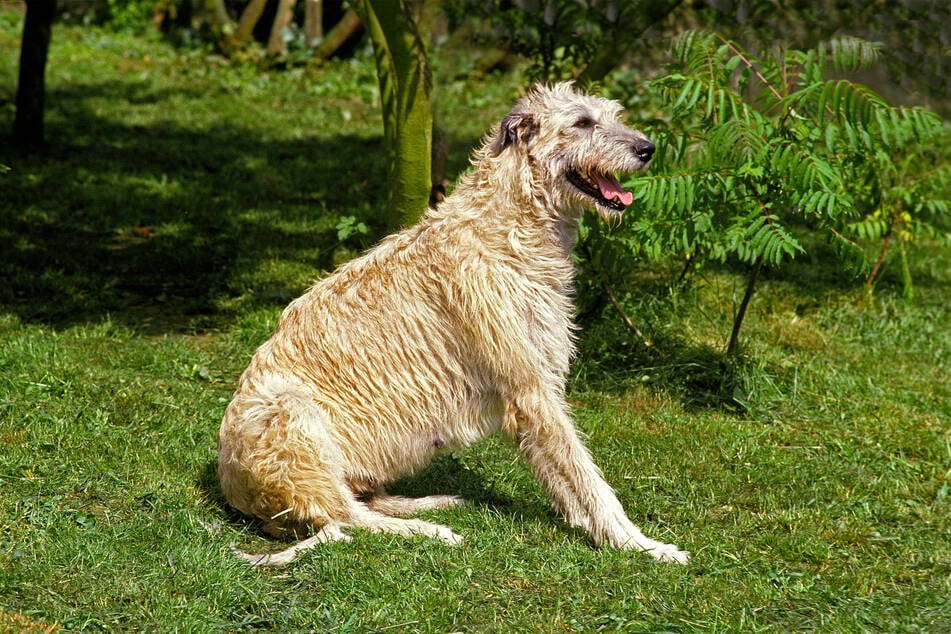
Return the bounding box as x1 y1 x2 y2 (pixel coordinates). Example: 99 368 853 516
588 31 948 356
97 0 162 33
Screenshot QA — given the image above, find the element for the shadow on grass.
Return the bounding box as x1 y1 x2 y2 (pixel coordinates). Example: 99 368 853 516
573 327 743 410
572 263 810 414
0 79 390 334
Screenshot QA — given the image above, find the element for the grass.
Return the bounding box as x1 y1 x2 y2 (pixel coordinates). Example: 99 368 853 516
2 13 949 632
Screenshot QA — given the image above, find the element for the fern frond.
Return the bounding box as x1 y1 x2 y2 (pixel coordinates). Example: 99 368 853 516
874 106 945 147
797 47 824 86
827 36 881 72
671 30 719 75
847 214 890 240
709 117 767 165
758 46 815 97
821 222 867 272
759 219 804 266
628 172 702 217
726 213 804 266
642 128 690 170
769 141 839 191
777 80 823 116
796 186 854 220
818 80 887 128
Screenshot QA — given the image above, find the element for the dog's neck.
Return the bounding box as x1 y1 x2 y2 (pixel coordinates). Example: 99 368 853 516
425 154 583 261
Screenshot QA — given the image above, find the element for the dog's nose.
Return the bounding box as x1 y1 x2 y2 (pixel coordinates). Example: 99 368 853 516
633 138 655 161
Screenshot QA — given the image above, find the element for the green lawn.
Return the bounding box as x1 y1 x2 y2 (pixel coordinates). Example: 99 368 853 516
1 15 949 632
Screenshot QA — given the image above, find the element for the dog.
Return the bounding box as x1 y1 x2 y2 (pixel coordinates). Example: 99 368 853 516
217 82 690 566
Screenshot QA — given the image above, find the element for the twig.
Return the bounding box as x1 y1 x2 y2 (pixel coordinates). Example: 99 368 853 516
715 33 783 101
602 282 651 348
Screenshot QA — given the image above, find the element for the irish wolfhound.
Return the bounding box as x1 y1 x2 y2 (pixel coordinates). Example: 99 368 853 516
218 82 690 566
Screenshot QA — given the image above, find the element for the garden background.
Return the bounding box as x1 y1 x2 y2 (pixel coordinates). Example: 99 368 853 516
1 1 948 631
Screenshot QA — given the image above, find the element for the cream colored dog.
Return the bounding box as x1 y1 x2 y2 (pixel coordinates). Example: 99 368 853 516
218 83 689 566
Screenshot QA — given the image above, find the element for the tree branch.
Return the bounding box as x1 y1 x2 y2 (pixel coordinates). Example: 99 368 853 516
603 282 652 348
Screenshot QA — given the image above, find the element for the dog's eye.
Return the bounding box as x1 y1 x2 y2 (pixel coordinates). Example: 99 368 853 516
574 117 595 129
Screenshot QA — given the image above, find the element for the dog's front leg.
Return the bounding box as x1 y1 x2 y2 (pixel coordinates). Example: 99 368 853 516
506 393 690 564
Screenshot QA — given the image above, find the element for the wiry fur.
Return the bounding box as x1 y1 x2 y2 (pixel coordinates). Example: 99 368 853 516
218 82 690 566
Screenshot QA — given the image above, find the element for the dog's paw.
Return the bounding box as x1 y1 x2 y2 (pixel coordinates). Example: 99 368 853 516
428 494 468 509
427 524 465 546
435 525 465 546
648 542 690 565
611 527 690 564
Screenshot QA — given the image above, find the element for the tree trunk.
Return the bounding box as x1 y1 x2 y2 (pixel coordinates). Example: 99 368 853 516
899 240 914 302
13 0 57 153
204 0 234 49
232 0 268 45
267 0 297 57
353 0 436 230
310 9 361 62
304 0 322 46
726 255 764 358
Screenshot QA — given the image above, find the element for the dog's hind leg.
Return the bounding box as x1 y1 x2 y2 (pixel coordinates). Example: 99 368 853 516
219 374 356 529
365 491 465 515
347 502 464 545
221 374 370 565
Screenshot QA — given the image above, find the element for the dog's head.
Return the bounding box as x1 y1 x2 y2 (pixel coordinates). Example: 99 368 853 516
491 82 654 221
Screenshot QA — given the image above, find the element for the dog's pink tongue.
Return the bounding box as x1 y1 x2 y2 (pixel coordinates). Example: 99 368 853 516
595 174 633 206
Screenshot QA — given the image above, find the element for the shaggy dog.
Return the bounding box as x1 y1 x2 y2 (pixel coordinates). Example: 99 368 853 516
218 83 689 566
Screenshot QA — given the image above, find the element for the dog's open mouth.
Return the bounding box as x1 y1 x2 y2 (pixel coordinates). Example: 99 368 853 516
566 169 633 212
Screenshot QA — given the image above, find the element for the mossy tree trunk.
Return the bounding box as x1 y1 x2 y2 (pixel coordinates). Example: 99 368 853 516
232 0 267 45
353 0 436 230
304 0 323 46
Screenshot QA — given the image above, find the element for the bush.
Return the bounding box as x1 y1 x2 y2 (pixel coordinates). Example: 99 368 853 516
584 31 948 356
97 0 163 33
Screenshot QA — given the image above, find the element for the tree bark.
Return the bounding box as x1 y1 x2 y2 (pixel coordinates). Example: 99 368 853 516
310 9 361 62
353 0 436 230
267 0 298 57
726 255 764 358
13 0 57 152
304 0 323 46
232 0 268 45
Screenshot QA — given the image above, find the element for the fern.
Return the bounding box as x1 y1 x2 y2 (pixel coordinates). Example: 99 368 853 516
848 212 890 241
670 30 719 75
592 29 949 355
816 79 887 128
713 118 768 163
827 36 881 72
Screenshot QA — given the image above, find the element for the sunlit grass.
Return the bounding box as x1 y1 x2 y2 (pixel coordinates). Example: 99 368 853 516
1 14 949 632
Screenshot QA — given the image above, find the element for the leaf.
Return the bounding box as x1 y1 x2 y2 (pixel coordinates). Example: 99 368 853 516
823 79 887 129
823 123 839 151
829 35 881 72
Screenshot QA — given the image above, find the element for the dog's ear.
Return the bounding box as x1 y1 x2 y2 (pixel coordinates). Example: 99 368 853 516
492 108 537 156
